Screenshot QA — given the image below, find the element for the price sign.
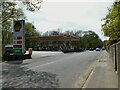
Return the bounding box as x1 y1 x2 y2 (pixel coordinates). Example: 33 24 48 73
13 20 25 55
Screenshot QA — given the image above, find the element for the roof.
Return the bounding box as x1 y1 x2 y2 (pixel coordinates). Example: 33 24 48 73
28 35 80 42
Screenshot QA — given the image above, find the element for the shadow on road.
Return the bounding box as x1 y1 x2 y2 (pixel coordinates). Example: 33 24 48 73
2 63 60 88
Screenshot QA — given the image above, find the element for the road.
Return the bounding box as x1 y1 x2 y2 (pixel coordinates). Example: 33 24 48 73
2 50 101 88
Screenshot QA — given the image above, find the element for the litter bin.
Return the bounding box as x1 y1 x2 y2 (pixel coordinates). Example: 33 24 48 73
28 48 32 55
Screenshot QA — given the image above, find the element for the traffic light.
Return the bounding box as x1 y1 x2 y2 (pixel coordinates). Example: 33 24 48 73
13 20 25 55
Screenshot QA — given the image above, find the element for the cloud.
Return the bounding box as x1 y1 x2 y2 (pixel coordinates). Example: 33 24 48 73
24 1 114 40
43 0 114 2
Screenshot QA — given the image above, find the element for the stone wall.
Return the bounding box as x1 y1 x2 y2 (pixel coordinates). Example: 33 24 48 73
116 42 120 89
109 41 120 89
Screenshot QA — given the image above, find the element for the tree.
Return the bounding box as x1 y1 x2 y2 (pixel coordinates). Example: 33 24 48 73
1 2 26 23
74 30 83 47
74 30 82 37
1 0 43 45
42 28 62 36
49 31 60 36
102 2 120 42
1 2 26 57
25 22 41 48
22 0 43 12
0 0 43 12
63 30 75 36
82 31 103 49
42 31 49 36
1 1 43 59
1 2 26 45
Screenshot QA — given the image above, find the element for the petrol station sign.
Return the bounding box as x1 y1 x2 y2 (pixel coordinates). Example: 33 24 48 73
13 20 25 55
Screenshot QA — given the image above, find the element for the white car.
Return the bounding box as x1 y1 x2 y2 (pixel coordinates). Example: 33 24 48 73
5 45 26 54
96 48 100 51
5 45 13 54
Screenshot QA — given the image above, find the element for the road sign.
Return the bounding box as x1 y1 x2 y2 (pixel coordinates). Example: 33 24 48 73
13 20 25 55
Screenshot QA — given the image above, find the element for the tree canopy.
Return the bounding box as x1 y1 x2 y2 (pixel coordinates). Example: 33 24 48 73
42 30 103 49
25 22 41 48
22 0 43 12
1 1 42 45
102 2 120 42
1 1 42 52
1 2 26 45
82 31 103 49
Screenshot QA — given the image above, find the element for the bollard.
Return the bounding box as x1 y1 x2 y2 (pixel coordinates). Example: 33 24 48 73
28 48 32 55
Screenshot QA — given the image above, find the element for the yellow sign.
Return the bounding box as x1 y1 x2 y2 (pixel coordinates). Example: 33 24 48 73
14 22 21 32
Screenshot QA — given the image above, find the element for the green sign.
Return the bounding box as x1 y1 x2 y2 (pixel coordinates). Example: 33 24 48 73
13 48 22 54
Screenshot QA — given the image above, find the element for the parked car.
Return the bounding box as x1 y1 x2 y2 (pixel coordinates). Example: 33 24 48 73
74 48 84 52
102 47 105 50
89 48 94 51
5 45 26 54
5 45 13 54
96 48 100 51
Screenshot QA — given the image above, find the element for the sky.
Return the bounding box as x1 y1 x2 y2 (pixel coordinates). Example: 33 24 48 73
24 0 114 41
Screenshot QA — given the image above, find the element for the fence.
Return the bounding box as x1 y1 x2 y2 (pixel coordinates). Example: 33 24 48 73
109 41 120 88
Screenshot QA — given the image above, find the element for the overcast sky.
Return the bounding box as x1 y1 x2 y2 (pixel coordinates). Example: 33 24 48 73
24 0 114 41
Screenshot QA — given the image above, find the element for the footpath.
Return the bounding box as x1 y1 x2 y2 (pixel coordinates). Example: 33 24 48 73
82 50 118 88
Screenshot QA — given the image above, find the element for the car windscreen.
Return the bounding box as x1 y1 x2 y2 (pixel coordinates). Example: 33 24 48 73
5 47 13 51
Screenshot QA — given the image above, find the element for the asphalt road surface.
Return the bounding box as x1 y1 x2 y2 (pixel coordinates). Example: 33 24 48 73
2 50 101 88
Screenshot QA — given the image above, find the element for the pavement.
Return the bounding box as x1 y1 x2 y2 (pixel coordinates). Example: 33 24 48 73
82 50 118 88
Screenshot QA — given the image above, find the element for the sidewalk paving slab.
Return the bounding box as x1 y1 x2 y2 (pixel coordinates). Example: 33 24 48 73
82 50 118 89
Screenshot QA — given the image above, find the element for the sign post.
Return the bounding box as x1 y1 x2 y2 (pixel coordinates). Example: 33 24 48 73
13 20 25 55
